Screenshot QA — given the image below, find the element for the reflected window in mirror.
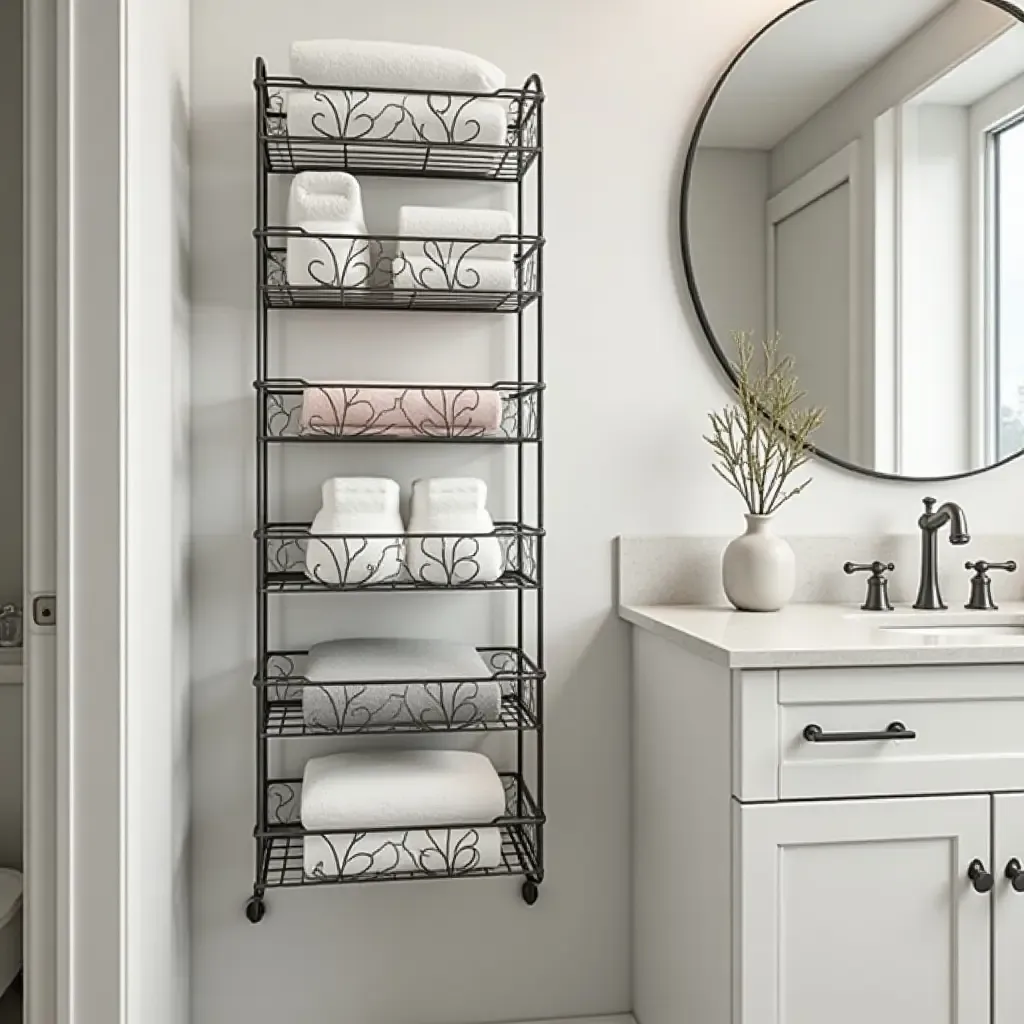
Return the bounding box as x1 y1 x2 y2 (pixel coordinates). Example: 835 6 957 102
993 115 1024 460
683 0 1024 481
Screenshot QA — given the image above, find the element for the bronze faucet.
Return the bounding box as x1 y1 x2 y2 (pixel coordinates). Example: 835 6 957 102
913 497 970 610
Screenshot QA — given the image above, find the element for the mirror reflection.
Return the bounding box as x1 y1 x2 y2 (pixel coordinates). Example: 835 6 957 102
686 0 1024 479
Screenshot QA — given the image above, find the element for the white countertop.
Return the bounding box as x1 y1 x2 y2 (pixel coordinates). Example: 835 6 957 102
619 602 1024 668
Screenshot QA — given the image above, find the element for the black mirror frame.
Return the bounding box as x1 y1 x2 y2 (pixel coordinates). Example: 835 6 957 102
680 0 1024 482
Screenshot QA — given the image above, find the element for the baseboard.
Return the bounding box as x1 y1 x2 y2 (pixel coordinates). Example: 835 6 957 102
496 1017 635 1024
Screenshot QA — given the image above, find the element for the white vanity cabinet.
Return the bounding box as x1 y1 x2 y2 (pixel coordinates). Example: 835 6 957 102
630 621 1024 1024
736 795 993 1024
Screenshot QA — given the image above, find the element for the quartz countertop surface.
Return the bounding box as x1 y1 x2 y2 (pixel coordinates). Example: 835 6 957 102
619 602 1024 668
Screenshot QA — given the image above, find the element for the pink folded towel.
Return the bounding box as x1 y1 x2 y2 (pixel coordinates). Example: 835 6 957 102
300 386 503 438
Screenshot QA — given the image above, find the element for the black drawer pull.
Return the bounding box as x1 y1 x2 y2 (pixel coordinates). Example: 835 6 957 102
802 721 917 743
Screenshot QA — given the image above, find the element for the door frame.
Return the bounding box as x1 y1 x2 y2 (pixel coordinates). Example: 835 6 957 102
27 0 126 1021
766 142 863 465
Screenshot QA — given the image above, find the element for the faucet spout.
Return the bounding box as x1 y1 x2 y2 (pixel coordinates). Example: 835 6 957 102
919 499 970 544
914 497 970 610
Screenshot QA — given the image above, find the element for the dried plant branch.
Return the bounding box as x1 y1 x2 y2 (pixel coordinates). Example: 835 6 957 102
702 332 825 516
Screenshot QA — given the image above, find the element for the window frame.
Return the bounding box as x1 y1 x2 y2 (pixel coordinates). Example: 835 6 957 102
969 72 1024 463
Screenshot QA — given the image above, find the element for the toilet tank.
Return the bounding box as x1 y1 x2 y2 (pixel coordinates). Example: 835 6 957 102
0 651 22 869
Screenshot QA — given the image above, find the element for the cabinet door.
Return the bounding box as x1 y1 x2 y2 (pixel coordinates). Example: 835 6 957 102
995 794 1024 1024
734 796 991 1024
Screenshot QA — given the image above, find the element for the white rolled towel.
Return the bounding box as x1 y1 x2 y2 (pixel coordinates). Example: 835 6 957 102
305 478 405 587
406 478 504 585
286 90 509 148
286 172 378 288
394 255 515 293
290 170 364 221
301 748 506 879
290 39 506 93
301 638 501 730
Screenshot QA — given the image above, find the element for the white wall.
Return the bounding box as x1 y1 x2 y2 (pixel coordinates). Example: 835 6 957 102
0 0 21 608
689 149 769 339
125 0 191 1020
190 3 1024 1024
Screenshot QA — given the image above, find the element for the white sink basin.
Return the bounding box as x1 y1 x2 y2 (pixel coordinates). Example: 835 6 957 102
868 611 1024 639
881 623 1024 637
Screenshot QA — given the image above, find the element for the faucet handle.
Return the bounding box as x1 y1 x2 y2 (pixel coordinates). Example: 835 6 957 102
966 560 1017 574
965 561 1017 611
844 561 895 612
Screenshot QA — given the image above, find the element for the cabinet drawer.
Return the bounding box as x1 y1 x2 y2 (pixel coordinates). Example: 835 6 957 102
777 665 1024 799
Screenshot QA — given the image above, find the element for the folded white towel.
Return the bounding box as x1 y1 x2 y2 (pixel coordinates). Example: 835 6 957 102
300 748 506 829
398 206 515 261
301 638 500 730
407 478 504 585
305 478 405 587
286 173 379 288
286 90 509 148
394 254 515 292
290 39 506 93
304 826 502 879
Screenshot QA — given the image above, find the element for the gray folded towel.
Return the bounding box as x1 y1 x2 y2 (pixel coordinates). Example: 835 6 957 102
301 638 501 730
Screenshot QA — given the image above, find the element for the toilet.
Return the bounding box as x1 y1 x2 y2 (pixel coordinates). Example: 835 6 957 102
0 868 22 995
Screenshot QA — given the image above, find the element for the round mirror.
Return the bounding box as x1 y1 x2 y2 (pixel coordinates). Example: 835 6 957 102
683 0 1024 480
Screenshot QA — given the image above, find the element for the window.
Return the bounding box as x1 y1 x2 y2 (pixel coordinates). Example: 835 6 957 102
994 117 1024 459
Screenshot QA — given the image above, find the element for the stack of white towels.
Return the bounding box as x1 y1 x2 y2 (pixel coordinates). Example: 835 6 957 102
301 637 501 731
304 476 504 587
284 171 516 294
394 206 516 292
302 749 506 879
285 39 510 149
286 172 379 288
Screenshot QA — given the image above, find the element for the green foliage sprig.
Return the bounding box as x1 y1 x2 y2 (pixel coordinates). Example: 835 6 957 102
703 332 825 516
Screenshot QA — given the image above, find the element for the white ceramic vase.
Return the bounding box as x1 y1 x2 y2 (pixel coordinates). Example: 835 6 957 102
722 514 795 612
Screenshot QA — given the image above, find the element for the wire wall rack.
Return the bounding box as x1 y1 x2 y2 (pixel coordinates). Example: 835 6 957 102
247 57 545 923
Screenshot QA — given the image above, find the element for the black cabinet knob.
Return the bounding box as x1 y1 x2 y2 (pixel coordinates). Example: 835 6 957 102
968 859 995 893
1006 858 1024 893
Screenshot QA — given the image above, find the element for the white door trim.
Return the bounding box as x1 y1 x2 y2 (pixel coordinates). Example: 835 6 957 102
53 0 126 1021
766 142 862 464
